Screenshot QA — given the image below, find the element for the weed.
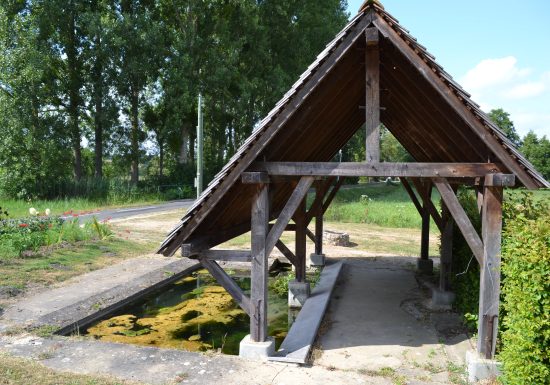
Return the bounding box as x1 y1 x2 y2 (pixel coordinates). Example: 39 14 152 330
447 361 467 385
37 350 55 360
31 325 59 338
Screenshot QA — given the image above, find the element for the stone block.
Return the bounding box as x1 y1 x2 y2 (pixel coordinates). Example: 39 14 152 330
239 335 275 360
288 280 310 308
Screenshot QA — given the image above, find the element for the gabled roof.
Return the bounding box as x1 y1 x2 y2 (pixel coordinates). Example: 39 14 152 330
158 3 549 257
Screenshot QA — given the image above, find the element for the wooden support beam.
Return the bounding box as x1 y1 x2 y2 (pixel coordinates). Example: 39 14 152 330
433 178 484 265
266 177 315 258
306 178 335 225
242 171 270 184
484 173 515 187
295 198 307 282
410 178 444 232
306 228 315 243
195 250 251 262
269 223 297 232
420 180 432 261
372 17 536 189
199 257 251 316
275 240 297 266
365 27 380 162
439 202 453 291
477 185 503 359
400 178 423 215
250 182 269 342
322 178 345 214
253 162 503 178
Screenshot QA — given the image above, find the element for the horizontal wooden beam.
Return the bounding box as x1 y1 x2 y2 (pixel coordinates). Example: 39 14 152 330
242 172 270 184
194 250 251 262
484 173 515 187
198 257 252 316
252 162 503 178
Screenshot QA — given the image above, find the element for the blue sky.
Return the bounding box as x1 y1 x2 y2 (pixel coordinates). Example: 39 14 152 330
346 0 550 138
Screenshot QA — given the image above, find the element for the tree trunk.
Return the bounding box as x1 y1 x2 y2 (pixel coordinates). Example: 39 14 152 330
159 141 164 179
130 85 140 185
179 123 190 164
67 3 82 181
93 32 103 179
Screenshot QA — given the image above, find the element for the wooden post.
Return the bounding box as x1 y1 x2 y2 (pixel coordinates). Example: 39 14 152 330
315 186 324 256
477 185 503 359
365 27 380 162
295 197 307 282
250 181 269 342
420 181 432 261
440 201 454 291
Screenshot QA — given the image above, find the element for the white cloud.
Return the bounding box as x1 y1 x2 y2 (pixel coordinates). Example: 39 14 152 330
459 57 550 138
461 56 530 92
502 82 546 99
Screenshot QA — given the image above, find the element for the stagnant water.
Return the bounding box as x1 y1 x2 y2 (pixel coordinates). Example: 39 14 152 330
83 270 295 355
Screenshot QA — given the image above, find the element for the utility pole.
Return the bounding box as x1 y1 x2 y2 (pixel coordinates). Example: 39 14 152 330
195 93 204 198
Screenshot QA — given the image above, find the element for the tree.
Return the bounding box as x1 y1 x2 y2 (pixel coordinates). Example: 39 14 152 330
488 108 522 148
521 131 550 180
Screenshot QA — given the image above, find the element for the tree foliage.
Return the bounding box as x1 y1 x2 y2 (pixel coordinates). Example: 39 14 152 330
0 0 349 198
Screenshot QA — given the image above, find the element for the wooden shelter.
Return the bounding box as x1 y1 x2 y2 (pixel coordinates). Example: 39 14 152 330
159 0 549 360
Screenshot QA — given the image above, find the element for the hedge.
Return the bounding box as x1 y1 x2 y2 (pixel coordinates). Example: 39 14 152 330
450 190 549 384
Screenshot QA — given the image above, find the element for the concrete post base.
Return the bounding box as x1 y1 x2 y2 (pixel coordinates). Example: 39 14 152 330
466 350 502 382
309 253 326 267
288 280 310 308
239 335 275 360
417 258 434 274
431 289 456 310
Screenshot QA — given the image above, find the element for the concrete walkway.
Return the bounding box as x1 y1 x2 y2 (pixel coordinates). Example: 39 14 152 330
0 255 472 384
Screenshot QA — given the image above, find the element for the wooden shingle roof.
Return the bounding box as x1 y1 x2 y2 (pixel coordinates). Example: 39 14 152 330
158 3 549 257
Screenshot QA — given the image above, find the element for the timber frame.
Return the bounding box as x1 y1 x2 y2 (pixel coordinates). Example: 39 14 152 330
160 1 548 360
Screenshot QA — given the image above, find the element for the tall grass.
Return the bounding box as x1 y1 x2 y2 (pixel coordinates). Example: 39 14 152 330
322 183 439 229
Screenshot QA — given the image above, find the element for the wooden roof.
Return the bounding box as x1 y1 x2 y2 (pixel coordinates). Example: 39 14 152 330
158 3 549 257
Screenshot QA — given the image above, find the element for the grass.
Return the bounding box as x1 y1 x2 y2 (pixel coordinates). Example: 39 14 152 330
323 183 440 229
0 238 155 292
0 197 165 219
0 353 144 385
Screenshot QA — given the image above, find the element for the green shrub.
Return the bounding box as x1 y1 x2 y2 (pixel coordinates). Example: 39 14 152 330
449 189 481 321
499 196 550 385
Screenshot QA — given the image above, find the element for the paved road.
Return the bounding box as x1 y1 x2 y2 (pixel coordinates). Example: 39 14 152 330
60 199 194 223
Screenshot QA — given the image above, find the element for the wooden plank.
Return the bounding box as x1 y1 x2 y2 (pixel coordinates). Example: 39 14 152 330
195 250 252 262
365 27 380 163
275 240 297 266
250 182 269 342
295 198 307 282
433 178 484 265
401 178 422 215
242 172 270 184
477 185 503 359
372 16 537 189
198 257 251 317
254 162 503 178
266 177 315 258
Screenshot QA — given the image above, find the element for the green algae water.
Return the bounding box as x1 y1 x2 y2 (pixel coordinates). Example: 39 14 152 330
83 270 293 355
